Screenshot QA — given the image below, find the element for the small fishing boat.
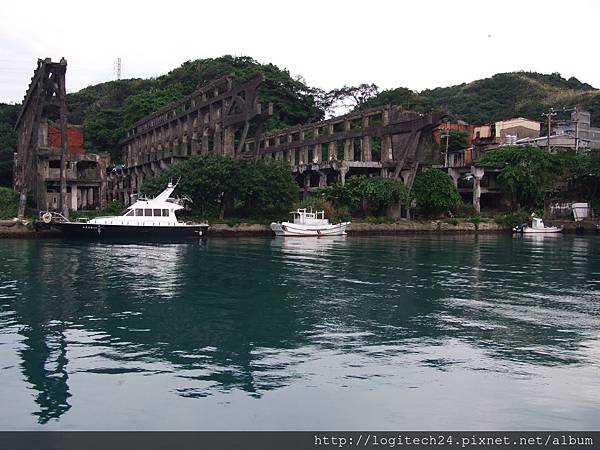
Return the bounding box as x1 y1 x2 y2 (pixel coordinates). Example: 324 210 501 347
47 182 208 239
513 215 563 234
270 208 350 236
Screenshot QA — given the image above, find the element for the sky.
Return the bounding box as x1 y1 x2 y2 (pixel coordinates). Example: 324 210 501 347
1 0 599 104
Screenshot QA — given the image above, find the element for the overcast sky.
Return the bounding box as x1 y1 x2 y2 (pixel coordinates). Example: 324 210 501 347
1 0 599 104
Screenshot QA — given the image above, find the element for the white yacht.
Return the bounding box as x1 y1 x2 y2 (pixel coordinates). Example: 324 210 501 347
270 208 350 236
51 182 208 239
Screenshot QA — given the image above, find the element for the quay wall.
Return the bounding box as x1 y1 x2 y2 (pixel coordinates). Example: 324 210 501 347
3 220 599 238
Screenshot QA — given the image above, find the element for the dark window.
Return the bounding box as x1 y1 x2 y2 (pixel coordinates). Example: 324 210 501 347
162 209 169 216
144 209 152 216
125 210 134 216
135 209 143 216
153 209 161 216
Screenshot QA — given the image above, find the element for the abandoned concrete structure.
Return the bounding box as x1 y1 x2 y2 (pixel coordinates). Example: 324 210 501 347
35 119 110 211
108 76 445 205
14 58 110 215
108 75 272 205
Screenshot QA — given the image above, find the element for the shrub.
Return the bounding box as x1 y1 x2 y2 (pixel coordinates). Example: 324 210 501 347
412 169 461 217
0 187 19 219
494 211 531 227
451 202 478 217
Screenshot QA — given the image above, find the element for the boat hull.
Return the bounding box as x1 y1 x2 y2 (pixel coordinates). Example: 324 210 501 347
54 222 209 240
513 225 563 234
270 222 350 236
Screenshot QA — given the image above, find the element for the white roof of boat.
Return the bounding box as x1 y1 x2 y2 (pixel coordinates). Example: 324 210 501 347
128 183 184 210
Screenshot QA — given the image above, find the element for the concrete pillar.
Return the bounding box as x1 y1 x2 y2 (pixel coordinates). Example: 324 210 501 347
383 136 393 161
318 171 327 187
71 183 78 211
313 128 321 163
287 135 294 164
382 110 393 160
88 188 94 208
201 130 209 154
340 165 348 185
300 146 309 165
362 136 372 161
303 172 310 199
223 127 234 156
400 169 412 187
448 168 460 187
214 126 222 154
472 166 485 213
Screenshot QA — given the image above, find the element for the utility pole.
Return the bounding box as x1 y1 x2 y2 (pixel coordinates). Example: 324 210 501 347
541 108 557 151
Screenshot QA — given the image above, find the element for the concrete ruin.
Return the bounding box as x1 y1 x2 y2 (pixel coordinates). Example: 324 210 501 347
14 58 110 216
109 75 445 205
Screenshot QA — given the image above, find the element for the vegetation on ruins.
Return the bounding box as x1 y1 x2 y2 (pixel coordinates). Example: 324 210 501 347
478 146 561 209
68 56 324 163
318 176 409 218
140 154 297 220
412 169 462 216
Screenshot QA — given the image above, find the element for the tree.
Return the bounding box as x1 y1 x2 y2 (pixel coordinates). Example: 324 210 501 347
477 145 560 208
320 84 379 116
412 169 461 216
236 159 298 218
0 103 19 187
443 130 469 151
318 176 408 216
0 186 19 218
141 154 297 220
360 86 436 113
142 154 239 219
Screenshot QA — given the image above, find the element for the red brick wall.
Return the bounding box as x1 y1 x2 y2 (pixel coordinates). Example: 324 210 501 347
47 125 86 155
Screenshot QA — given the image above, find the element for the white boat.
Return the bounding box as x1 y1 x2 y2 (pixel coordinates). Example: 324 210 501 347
270 208 350 236
48 182 209 239
513 215 563 234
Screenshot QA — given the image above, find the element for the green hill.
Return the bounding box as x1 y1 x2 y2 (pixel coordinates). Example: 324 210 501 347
363 71 600 125
424 71 600 124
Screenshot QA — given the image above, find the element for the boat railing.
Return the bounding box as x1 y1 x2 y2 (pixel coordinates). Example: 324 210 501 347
39 211 70 224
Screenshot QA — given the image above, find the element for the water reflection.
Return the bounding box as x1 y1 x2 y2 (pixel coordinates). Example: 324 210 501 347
0 235 599 427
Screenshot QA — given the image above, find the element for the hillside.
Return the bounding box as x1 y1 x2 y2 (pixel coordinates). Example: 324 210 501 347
2 59 600 187
423 72 600 124
362 71 600 125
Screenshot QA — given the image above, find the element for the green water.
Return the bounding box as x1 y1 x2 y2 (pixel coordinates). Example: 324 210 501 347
1 235 599 430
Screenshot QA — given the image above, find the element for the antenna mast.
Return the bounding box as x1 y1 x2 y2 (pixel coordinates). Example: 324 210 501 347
114 57 122 80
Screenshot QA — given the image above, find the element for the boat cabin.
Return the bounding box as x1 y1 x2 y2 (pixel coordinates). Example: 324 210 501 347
291 208 330 226
87 182 186 227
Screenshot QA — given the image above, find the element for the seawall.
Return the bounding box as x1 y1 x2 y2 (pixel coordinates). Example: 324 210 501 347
2 219 597 238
